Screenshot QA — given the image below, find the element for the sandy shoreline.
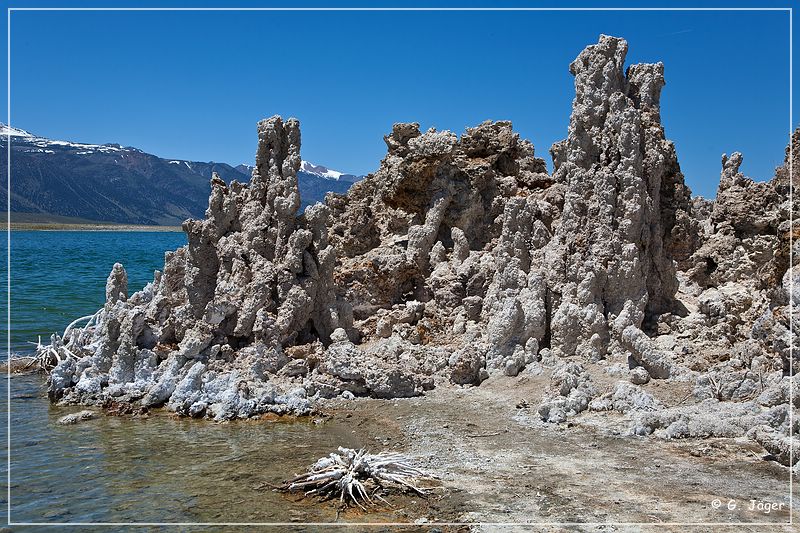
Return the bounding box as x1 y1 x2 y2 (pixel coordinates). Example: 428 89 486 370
6 367 797 529
318 371 797 529
8 222 183 232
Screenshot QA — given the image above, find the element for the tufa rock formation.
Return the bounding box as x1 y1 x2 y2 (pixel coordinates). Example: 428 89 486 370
48 117 351 419
40 35 797 467
545 36 692 372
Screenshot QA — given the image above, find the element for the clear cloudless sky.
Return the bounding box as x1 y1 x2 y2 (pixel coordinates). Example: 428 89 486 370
1 0 796 198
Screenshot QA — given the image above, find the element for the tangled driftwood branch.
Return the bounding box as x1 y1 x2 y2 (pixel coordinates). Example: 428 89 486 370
34 309 104 371
281 447 434 510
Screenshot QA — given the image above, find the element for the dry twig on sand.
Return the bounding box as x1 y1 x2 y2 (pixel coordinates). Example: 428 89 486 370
280 447 434 509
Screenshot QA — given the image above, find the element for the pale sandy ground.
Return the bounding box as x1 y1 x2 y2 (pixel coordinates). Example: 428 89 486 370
312 365 798 532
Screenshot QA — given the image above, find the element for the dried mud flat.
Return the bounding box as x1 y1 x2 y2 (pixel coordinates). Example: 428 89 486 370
315 372 797 532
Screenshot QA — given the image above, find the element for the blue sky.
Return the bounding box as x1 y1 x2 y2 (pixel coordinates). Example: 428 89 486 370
0 1 795 198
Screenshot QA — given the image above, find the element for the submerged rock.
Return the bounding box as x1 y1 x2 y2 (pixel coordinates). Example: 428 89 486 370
57 410 96 425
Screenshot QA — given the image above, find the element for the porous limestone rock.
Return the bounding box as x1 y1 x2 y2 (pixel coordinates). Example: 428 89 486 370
45 116 351 419
749 425 799 467
537 362 596 423
327 117 554 380
588 381 661 414
545 35 692 367
57 410 96 425
37 34 798 468
629 366 650 385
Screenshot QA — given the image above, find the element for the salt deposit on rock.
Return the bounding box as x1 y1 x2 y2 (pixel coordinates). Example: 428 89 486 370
38 35 797 466
46 117 349 420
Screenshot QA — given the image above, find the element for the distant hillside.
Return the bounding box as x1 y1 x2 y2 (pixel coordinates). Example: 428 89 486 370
1 125 361 225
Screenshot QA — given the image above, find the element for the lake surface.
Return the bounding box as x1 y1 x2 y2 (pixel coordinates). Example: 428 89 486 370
1 231 387 528
7 231 187 357
2 374 375 527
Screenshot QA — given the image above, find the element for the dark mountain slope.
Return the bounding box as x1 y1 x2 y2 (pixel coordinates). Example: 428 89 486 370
1 125 361 225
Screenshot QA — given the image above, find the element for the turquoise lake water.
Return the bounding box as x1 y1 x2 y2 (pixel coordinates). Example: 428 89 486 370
1 231 379 527
6 231 187 357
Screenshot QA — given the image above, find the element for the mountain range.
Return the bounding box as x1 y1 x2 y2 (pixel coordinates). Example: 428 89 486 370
0 124 361 225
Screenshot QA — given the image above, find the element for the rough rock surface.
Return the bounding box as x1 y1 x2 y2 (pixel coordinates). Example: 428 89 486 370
56 410 96 425
327 117 552 380
47 117 351 420
545 36 692 367
40 35 797 466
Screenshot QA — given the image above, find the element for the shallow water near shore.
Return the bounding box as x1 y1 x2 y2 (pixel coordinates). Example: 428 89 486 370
3 231 443 527
3 374 440 527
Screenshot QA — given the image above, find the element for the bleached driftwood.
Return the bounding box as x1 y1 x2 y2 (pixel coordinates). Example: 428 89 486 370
34 309 104 371
282 447 434 509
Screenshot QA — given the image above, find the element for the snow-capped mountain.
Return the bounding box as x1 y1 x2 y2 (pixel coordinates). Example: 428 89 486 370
239 160 360 183
1 123 138 155
0 124 34 137
1 124 250 225
1 124 362 225
299 160 360 183
235 163 254 177
237 160 361 211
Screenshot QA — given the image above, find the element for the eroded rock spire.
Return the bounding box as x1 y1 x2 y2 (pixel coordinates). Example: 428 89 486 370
47 116 350 419
545 35 691 373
